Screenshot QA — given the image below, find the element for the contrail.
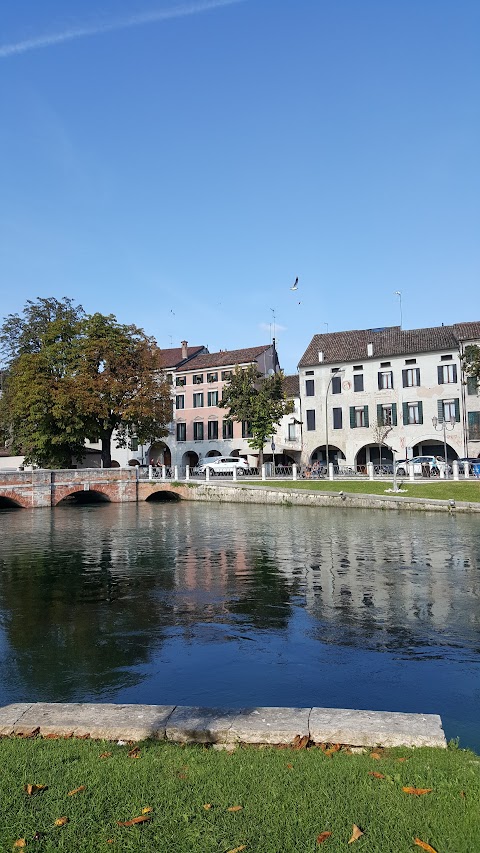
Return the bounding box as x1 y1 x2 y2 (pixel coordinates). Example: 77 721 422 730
0 0 243 59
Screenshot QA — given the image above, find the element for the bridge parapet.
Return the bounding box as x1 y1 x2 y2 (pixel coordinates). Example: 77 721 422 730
0 468 138 508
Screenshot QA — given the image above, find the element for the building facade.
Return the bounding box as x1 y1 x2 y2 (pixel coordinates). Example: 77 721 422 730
298 322 480 468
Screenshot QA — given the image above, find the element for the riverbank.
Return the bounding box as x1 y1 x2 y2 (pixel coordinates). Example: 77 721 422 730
2 736 478 852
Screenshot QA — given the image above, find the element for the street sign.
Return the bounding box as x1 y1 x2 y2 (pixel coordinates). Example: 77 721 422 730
271 442 276 451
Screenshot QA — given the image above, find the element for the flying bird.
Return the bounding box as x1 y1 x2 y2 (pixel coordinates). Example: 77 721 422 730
290 277 299 291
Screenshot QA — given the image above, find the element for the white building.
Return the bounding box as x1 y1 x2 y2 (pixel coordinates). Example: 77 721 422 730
298 322 480 468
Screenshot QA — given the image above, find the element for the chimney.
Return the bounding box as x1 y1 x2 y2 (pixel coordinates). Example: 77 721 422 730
181 340 188 360
318 350 324 363
367 342 373 357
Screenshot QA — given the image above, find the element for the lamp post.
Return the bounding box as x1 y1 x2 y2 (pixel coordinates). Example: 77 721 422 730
432 415 455 479
325 368 344 469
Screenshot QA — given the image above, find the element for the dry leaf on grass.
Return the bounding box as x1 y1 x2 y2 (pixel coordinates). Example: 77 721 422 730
226 846 246 853
348 824 364 844
227 806 243 812
99 751 112 759
460 791 466 798
316 831 332 843
397 757 408 763
13 840 26 848
414 840 438 853
141 807 152 815
43 733 59 740
24 784 47 796
370 751 382 760
68 786 85 796
287 763 293 769
402 787 432 796
368 771 385 779
292 734 310 749
324 744 341 757
117 815 151 827
128 747 141 758
17 727 40 739
203 804 212 810
75 733 90 740
54 817 69 827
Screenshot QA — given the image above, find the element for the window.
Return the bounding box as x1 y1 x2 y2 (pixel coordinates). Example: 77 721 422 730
405 358 416 365
467 376 478 395
441 354 453 361
306 410 316 430
333 407 342 429
468 411 480 440
437 398 460 423
208 420 218 440
288 423 296 440
130 437 139 451
207 372 218 383
176 376 186 387
193 374 204 384
166 373 173 385
176 394 185 410
221 370 233 380
402 368 420 387
354 406 368 427
443 400 456 422
402 401 423 425
176 422 186 442
208 390 218 406
193 392 204 408
193 422 204 441
377 403 397 426
331 375 341 394
380 361 391 368
306 370 314 376
353 374 364 392
242 421 253 438
305 379 315 396
353 365 363 371
223 419 233 439
378 371 393 390
438 364 457 384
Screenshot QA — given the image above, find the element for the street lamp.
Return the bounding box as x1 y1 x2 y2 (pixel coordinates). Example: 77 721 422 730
325 368 344 469
432 415 455 479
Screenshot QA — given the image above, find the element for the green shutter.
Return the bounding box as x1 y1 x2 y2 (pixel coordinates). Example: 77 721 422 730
437 400 444 422
377 404 383 426
467 376 477 395
402 402 408 424
364 405 369 428
392 403 397 425
350 406 356 428
452 364 458 383
418 401 423 424
416 368 421 386
402 369 407 388
437 366 444 384
454 398 460 422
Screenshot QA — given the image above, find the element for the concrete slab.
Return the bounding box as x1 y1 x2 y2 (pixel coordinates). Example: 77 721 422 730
229 706 311 745
0 703 32 736
165 707 239 743
14 703 176 741
309 707 447 748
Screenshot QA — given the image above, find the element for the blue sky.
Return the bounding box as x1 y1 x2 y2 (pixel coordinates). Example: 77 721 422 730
1 0 479 373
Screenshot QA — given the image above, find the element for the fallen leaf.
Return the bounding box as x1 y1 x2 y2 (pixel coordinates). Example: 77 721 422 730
67 785 85 796
324 744 341 757
370 751 382 760
227 806 243 812
117 815 151 827
287 763 293 769
128 747 140 758
106 840 115 844
226 847 246 853
292 734 310 749
141 807 152 815
348 824 364 844
414 840 438 853
397 757 408 763
76 733 90 740
317 831 332 844
43 733 59 740
402 787 432 796
203 804 212 810
368 771 385 779
17 727 40 739
54 817 69 827
99 751 112 759
24 784 47 796
13 840 26 848
460 791 466 798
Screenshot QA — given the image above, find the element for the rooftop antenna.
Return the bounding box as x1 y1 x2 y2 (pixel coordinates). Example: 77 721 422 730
394 291 403 329
168 335 173 346
270 308 276 343
323 322 329 332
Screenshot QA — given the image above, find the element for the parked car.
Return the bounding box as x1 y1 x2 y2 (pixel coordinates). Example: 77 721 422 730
395 456 443 476
197 457 250 476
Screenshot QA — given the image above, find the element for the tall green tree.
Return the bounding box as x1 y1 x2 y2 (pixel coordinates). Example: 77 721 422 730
0 299 172 468
463 345 480 390
219 365 293 466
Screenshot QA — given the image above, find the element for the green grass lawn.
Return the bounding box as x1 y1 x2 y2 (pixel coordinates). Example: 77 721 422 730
1 738 479 852
249 479 480 503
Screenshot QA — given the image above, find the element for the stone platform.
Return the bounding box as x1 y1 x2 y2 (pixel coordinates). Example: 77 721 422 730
0 703 447 748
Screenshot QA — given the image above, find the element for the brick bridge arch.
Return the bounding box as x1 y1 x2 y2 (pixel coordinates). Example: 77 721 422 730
0 490 27 508
53 485 113 505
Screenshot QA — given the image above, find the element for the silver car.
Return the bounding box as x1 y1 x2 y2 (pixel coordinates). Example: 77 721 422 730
197 457 250 476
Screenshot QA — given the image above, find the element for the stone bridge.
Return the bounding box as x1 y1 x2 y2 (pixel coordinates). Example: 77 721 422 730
0 469 141 508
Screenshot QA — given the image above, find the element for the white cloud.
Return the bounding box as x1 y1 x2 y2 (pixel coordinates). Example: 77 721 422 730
259 322 287 334
0 0 243 59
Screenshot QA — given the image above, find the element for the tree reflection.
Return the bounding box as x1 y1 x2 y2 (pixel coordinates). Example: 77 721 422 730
229 548 298 630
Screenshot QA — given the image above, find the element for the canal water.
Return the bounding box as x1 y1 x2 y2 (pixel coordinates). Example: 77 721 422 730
0 501 479 750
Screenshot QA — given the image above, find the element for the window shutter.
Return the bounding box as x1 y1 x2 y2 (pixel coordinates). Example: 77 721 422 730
389 371 394 389
377 372 382 390
377 404 383 426
418 401 423 424
454 398 460 422
437 366 444 384
350 406 356 428
437 400 444 422
452 364 458 383
415 368 420 386
364 405 369 428
392 403 397 425
402 369 407 388
402 402 408 423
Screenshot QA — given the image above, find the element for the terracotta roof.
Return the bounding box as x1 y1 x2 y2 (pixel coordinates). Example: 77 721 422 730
298 323 480 367
283 374 300 398
179 345 272 371
158 345 206 369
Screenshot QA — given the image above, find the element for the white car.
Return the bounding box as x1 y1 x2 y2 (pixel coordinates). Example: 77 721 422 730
395 456 441 476
197 457 250 476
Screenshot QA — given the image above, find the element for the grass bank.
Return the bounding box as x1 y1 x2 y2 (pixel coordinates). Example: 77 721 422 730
1 738 479 852
250 480 480 503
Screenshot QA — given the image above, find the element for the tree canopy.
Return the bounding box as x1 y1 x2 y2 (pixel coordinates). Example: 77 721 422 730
0 298 172 468
463 345 480 390
219 364 293 465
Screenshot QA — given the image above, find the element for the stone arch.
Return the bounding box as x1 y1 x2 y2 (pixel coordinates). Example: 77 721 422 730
182 450 199 468
355 443 394 467
54 486 112 506
310 445 345 464
0 493 24 508
145 490 181 502
411 438 458 461
205 450 222 458
148 440 171 467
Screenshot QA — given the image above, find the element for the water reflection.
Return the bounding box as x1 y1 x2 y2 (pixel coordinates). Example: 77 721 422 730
0 502 479 748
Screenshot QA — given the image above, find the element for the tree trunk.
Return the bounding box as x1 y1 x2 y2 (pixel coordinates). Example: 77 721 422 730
101 431 113 468
258 447 264 468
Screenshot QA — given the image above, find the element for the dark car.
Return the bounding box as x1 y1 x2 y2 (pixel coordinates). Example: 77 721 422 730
457 458 480 474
